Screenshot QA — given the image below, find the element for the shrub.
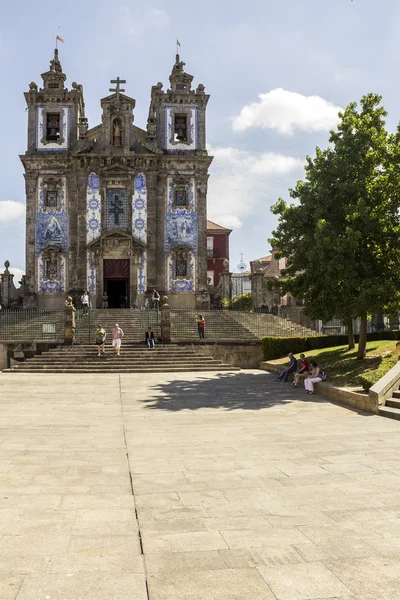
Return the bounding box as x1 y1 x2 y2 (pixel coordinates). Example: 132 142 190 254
261 336 349 360
356 354 399 391
231 293 252 312
261 331 400 361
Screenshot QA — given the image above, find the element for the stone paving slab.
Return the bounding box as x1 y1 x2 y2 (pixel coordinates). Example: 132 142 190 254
2 370 400 598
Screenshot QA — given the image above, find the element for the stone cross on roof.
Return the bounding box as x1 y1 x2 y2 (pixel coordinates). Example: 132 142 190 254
109 77 126 101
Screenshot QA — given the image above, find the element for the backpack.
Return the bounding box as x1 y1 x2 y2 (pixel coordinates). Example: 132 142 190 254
320 369 327 381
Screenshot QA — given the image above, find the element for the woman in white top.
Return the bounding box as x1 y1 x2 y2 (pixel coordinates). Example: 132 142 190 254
112 323 124 356
81 291 89 316
304 361 322 395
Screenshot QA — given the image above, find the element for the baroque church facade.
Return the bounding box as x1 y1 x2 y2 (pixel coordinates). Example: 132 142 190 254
21 49 212 309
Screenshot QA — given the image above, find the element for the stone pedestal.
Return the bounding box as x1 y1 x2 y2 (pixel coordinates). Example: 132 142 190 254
221 267 232 301
251 272 264 308
161 301 171 343
196 291 210 310
64 305 76 345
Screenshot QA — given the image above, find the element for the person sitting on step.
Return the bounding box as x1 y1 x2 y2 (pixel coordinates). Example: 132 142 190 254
145 327 155 349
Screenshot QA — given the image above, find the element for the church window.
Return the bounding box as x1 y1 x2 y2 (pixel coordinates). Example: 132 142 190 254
207 236 214 257
46 113 61 142
45 190 58 209
174 187 187 207
105 188 128 230
174 114 188 142
45 258 58 280
175 250 188 278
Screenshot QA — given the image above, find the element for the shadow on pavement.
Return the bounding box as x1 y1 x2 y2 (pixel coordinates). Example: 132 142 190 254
142 370 328 412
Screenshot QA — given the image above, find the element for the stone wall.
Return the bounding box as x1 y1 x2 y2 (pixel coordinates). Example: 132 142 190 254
187 341 264 369
259 361 379 413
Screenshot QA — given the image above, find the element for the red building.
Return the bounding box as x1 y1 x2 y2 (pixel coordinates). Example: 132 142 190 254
206 220 232 288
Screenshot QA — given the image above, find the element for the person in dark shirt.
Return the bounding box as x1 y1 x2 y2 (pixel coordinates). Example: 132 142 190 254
277 353 297 382
293 354 309 388
145 327 155 349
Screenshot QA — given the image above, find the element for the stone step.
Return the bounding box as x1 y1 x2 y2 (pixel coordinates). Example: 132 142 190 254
379 406 400 420
24 358 217 365
7 366 238 373
392 390 400 399
384 398 400 409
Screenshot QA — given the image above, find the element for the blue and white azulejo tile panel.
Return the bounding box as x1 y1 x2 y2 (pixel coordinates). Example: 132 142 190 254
35 177 69 257
86 173 101 244
36 106 70 151
164 210 198 253
37 254 66 293
167 252 196 293
132 173 147 244
167 177 195 211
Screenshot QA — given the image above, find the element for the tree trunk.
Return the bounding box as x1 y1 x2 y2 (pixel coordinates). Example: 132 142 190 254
357 313 367 359
347 319 355 350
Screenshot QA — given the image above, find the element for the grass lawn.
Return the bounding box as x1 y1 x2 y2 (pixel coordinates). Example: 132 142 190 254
273 340 399 389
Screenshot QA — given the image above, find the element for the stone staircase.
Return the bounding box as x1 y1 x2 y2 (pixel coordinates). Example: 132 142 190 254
170 309 257 341
228 311 319 338
379 388 400 420
5 344 239 373
75 309 160 344
170 309 319 341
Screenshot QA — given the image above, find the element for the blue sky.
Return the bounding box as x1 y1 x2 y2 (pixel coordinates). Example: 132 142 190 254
1 0 399 281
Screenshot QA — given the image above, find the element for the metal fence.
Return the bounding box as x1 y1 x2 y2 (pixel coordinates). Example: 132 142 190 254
170 308 322 342
0 309 65 342
74 309 97 344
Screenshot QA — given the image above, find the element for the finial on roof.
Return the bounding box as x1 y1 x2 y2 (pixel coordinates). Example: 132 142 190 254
50 48 63 73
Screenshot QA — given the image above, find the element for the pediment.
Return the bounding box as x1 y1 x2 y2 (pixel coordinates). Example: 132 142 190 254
87 229 146 250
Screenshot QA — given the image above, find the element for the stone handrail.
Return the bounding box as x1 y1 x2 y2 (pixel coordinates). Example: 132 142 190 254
369 360 400 407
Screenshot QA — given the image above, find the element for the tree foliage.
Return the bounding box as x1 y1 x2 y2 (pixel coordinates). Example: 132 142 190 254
270 94 400 358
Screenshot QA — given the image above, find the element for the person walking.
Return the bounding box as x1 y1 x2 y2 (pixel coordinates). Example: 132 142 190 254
293 353 309 388
145 327 155 348
81 290 89 316
197 314 206 340
101 292 109 309
304 361 323 394
112 323 124 356
277 353 297 382
152 288 160 311
94 325 106 357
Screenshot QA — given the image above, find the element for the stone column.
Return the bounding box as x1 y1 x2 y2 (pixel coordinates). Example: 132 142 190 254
221 259 232 300
196 175 209 292
155 171 168 292
24 175 38 306
64 303 76 345
251 272 264 308
161 299 171 343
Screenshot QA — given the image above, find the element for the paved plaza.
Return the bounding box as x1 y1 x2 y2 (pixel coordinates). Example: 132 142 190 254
2 370 400 599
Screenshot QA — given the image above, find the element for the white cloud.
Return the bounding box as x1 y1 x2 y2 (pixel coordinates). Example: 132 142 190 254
8 267 25 288
121 5 170 35
207 145 304 229
0 201 25 222
232 88 343 135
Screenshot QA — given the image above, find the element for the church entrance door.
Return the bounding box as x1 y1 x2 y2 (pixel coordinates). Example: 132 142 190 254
103 259 130 308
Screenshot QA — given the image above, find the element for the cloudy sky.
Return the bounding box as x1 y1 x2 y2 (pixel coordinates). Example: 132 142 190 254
0 0 398 282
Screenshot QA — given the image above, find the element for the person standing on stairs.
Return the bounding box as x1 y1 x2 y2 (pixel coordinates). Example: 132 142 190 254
112 323 124 356
94 325 106 357
197 314 206 340
81 290 89 316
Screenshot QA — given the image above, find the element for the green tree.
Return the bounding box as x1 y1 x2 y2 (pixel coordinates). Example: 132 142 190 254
270 94 400 359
